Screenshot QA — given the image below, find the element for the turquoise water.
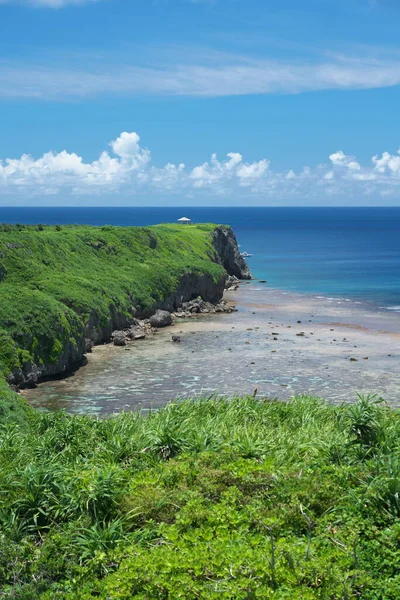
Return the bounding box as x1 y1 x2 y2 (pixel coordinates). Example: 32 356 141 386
2 207 400 309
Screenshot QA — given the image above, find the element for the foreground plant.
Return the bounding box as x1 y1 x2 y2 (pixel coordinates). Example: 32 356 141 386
1 394 400 598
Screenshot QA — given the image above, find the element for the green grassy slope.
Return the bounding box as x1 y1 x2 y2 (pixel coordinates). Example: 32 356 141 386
1 395 400 599
0 378 33 425
0 223 225 380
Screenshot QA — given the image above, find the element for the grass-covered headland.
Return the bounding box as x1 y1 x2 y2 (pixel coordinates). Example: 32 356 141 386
0 222 247 387
2 394 400 599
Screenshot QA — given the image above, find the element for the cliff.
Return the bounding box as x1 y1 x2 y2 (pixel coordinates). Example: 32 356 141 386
212 226 251 280
0 223 250 387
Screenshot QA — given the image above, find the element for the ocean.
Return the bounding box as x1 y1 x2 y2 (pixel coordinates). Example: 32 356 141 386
2 206 400 310
17 205 400 411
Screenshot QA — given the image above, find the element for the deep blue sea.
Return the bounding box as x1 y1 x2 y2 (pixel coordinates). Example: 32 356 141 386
2 206 400 310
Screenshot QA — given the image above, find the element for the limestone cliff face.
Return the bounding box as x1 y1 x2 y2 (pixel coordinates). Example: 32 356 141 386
212 226 251 280
9 225 250 387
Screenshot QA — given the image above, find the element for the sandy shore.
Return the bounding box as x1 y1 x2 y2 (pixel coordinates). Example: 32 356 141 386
25 283 400 414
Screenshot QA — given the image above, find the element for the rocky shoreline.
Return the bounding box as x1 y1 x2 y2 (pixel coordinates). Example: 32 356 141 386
107 277 242 348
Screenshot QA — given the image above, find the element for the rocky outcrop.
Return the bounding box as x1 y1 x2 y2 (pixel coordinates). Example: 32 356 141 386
9 225 250 388
112 331 127 346
9 334 86 388
149 310 173 328
155 271 225 313
211 226 251 280
172 296 235 318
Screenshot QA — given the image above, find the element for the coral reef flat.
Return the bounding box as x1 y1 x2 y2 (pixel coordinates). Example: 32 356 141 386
25 284 400 414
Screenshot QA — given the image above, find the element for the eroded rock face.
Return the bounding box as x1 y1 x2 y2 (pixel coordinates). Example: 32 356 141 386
157 272 225 313
149 310 173 328
85 339 94 353
7 332 86 389
212 226 251 280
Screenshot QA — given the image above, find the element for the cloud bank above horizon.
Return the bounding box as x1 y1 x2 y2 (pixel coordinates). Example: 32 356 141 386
1 132 400 204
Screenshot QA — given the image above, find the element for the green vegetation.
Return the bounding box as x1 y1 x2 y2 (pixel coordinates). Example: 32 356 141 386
0 223 225 377
0 379 32 426
2 394 400 598
1 223 399 597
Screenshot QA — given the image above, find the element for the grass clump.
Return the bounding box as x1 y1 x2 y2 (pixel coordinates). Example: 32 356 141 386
0 379 33 426
1 394 400 598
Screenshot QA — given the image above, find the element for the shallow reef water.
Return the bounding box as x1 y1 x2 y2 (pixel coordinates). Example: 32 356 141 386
25 285 400 415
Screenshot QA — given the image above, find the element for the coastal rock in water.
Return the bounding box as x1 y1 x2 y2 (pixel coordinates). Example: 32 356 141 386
113 331 127 346
149 310 173 328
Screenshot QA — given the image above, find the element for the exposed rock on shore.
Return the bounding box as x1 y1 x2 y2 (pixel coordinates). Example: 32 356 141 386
108 295 238 347
110 320 152 347
149 310 173 328
225 275 241 291
172 296 236 318
112 331 128 347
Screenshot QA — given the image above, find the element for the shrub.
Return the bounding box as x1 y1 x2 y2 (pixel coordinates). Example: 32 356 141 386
0 395 400 597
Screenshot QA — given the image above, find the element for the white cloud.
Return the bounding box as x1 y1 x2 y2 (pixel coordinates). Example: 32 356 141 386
237 160 269 180
109 132 151 169
329 150 361 171
372 150 400 174
1 132 400 203
190 152 244 187
3 49 400 100
0 0 100 7
0 132 149 190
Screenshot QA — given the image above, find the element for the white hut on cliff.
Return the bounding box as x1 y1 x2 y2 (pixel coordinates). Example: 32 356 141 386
177 217 192 224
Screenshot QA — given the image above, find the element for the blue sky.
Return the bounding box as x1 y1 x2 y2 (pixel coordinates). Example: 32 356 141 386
1 0 400 205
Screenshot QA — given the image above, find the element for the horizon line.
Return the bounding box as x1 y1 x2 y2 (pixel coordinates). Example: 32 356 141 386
0 205 399 209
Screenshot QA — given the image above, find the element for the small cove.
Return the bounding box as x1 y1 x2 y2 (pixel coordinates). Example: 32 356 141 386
25 284 400 414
